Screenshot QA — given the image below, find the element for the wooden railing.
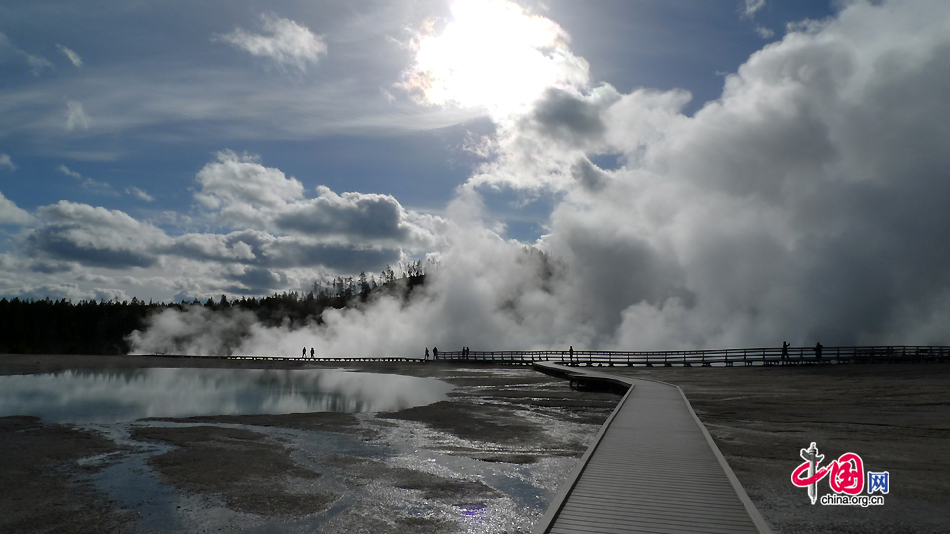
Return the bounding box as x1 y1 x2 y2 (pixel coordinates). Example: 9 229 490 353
433 346 950 366
148 346 950 365
151 354 427 363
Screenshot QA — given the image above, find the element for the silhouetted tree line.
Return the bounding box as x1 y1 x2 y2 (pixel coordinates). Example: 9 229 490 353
0 261 432 355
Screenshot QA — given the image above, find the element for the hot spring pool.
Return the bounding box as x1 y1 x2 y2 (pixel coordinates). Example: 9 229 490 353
0 368 453 423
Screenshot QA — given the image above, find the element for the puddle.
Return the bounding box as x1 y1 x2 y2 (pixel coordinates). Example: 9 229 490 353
0 368 453 423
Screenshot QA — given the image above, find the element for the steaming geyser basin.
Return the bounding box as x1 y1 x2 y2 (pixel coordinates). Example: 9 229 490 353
0 368 454 423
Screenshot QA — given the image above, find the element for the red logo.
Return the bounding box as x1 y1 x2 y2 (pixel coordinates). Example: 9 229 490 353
790 442 886 506
792 451 864 495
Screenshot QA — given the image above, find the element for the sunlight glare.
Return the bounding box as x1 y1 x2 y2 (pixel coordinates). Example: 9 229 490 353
401 0 589 116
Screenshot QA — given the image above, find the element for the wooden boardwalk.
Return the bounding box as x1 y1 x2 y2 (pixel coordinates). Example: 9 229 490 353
533 362 770 534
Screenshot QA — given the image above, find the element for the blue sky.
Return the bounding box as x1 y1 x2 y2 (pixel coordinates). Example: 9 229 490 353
5 0 950 351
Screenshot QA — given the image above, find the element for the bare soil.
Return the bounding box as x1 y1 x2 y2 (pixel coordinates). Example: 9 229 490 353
130 425 336 520
0 416 135 533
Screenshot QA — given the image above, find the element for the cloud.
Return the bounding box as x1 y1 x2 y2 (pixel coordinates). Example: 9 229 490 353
755 26 775 39
57 44 82 67
0 31 52 75
194 150 448 250
17 195 409 292
26 201 170 269
168 229 400 273
66 101 91 131
30 260 77 274
252 239 400 272
467 84 621 192
526 87 616 150
195 150 303 217
4 283 128 303
62 151 122 162
0 190 32 225
275 187 411 241
5 143 449 298
742 0 766 19
24 55 53 75
168 232 258 263
216 13 327 73
126 187 154 202
57 164 83 179
570 158 610 191
58 164 115 195
0 154 15 171
0 49 483 145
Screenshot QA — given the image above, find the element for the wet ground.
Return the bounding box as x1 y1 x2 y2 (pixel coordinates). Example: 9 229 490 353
0 355 619 533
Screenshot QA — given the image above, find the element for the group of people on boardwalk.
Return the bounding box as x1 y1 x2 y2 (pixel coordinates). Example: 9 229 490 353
302 347 314 358
423 346 471 360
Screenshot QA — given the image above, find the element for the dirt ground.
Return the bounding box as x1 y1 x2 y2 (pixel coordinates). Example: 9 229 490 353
1 355 948 533
0 415 136 533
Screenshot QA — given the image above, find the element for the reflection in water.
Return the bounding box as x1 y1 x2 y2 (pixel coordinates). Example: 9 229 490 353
0 368 453 423
458 502 488 525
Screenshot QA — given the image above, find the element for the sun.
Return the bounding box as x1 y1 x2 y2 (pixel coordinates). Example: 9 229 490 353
400 0 589 117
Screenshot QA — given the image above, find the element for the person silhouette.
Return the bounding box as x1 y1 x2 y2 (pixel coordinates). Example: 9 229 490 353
433 347 439 360
302 347 306 358
782 341 789 362
814 342 823 360
569 345 574 364
425 347 430 361
310 347 315 358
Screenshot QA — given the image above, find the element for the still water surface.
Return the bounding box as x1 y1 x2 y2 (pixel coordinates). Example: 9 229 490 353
0 368 453 422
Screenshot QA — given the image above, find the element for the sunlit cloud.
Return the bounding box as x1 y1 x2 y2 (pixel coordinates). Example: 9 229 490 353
0 154 15 171
216 13 327 73
126 187 154 202
57 44 83 67
743 0 766 19
65 101 91 131
58 164 115 195
0 190 32 225
0 31 52 75
57 164 83 179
